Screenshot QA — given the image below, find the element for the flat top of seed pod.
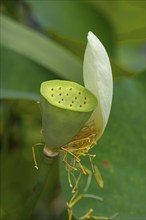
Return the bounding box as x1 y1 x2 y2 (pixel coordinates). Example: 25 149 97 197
40 80 97 112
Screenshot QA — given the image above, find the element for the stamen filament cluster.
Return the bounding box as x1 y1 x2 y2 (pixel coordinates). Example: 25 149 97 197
57 121 107 220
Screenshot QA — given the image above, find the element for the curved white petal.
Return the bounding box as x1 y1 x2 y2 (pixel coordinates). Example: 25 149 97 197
83 31 113 141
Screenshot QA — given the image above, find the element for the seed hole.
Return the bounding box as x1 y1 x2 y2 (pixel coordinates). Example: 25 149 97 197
66 93 69 96
69 88 72 91
51 88 53 91
75 97 77 100
84 97 87 100
58 101 61 103
78 92 81 95
62 98 64 101
84 102 86 104
59 93 62 96
70 104 72 107
51 94 53 97
80 105 82 107
59 87 61 90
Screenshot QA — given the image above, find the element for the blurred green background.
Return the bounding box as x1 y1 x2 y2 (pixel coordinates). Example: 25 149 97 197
0 1 145 220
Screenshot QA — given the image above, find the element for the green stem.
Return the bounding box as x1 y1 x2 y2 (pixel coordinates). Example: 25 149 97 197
20 153 58 220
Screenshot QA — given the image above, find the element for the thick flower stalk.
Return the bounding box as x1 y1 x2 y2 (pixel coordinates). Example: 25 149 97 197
40 31 113 220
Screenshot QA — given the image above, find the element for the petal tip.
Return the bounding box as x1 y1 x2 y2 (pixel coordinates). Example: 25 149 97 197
87 31 95 40
87 31 104 50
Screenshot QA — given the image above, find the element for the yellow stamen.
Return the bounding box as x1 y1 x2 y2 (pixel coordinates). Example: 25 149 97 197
91 216 108 220
72 173 82 193
70 194 82 207
80 208 93 219
93 165 104 188
67 207 72 220
62 152 77 171
68 167 73 188
61 146 80 162
58 121 107 220
78 162 88 175
32 146 39 170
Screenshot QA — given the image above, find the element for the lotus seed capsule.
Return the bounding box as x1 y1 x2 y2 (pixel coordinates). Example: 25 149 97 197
40 80 98 149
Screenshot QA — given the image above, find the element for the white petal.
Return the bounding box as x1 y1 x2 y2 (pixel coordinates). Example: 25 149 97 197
83 31 113 141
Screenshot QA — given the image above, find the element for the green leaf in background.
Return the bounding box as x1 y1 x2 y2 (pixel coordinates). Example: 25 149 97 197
118 27 145 43
91 1 145 41
1 14 141 102
26 0 115 56
0 14 83 85
0 100 61 220
60 73 145 219
116 43 146 72
1 0 25 21
0 100 42 219
1 46 58 100
26 0 145 73
47 30 85 60
90 1 145 72
47 31 142 79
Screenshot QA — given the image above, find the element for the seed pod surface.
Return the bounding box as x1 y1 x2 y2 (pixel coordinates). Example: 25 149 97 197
40 80 97 149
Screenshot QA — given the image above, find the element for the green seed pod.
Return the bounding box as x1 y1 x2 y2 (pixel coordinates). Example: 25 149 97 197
40 80 98 149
